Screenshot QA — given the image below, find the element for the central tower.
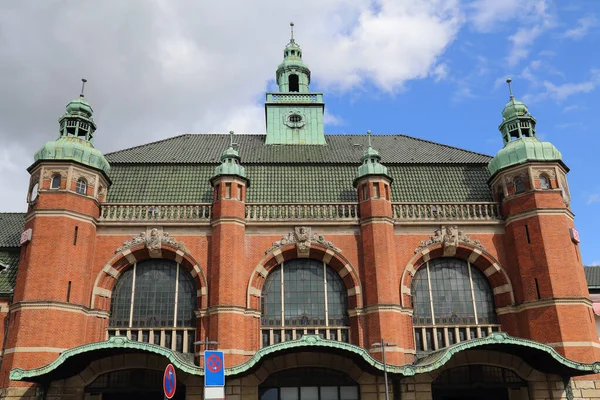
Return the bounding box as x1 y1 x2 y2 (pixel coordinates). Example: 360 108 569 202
265 23 326 145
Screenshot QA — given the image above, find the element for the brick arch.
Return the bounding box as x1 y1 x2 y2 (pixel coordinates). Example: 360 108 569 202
399 244 515 308
90 245 208 310
246 243 363 310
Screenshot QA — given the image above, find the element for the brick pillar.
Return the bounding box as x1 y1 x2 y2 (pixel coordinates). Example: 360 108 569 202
491 162 600 363
208 176 250 366
356 177 411 365
0 163 109 389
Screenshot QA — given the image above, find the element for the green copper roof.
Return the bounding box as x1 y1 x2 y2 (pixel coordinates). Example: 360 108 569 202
34 136 110 173
502 98 529 121
488 137 562 177
212 132 247 181
0 213 25 248
354 132 391 185
33 90 110 173
11 333 600 382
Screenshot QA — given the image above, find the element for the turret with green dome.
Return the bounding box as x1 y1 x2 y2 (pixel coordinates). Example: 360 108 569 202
353 131 392 187
488 79 562 177
211 131 248 183
32 79 110 174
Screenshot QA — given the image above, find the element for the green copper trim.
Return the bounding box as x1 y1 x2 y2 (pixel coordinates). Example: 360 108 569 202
9 336 201 381
10 333 599 382
410 332 600 375
226 335 413 376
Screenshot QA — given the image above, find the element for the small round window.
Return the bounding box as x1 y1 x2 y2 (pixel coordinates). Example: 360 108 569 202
289 114 302 123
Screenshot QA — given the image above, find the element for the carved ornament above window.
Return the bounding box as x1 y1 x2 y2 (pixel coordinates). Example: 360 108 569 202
414 225 487 256
116 228 187 257
266 226 340 256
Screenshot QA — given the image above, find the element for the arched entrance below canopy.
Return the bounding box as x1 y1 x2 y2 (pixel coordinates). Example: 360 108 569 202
259 367 359 400
85 368 186 400
431 365 528 400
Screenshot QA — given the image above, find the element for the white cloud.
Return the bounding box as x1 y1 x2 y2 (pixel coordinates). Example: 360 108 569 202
588 193 600 205
468 0 522 32
0 0 466 211
541 69 600 101
562 15 597 40
324 111 344 126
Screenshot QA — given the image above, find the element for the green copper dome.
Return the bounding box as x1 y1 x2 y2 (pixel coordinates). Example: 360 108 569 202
353 132 391 186
33 85 110 174
34 136 110 173
502 98 529 121
212 132 248 181
488 137 562 176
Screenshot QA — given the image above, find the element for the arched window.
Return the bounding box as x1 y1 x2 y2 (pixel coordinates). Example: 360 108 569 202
513 177 526 194
261 259 349 347
108 259 197 353
288 74 299 92
75 178 87 195
539 174 550 189
50 174 61 189
412 258 499 353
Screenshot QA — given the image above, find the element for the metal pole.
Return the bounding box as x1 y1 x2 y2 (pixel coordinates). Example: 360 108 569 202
381 338 389 400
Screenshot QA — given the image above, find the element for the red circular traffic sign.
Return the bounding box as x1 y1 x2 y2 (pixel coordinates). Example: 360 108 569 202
163 363 176 399
207 354 223 373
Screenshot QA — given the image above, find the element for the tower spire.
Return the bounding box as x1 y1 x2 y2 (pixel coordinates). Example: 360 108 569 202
229 130 235 148
80 78 87 98
290 22 295 43
506 78 514 101
367 129 372 148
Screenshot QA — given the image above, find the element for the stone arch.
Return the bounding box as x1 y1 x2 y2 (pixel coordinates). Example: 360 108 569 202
91 244 208 311
246 243 363 310
400 244 515 309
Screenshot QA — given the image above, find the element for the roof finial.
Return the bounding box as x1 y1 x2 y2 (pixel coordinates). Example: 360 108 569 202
367 130 372 147
290 22 295 43
80 78 87 98
506 78 514 101
229 130 234 148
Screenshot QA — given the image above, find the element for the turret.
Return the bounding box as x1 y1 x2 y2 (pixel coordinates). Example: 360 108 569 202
0 80 111 390
488 79 599 364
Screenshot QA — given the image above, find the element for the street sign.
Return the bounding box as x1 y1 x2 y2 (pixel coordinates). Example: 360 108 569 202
163 363 176 399
570 227 580 244
20 229 32 245
204 350 225 387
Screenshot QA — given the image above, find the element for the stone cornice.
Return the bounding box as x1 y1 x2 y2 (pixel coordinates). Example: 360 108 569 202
10 301 109 319
496 297 592 315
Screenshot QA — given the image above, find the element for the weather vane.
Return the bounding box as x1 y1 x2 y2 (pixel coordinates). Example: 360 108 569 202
80 78 87 98
506 78 514 100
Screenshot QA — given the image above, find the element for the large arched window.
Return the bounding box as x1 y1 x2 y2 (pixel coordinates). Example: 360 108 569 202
261 259 349 347
108 259 197 353
412 258 500 353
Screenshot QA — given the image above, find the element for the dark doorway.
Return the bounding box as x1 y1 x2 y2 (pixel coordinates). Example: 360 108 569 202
259 367 359 400
86 368 186 400
432 365 527 400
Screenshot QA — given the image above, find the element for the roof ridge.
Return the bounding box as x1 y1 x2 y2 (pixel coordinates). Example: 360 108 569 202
0 212 26 215
105 133 193 156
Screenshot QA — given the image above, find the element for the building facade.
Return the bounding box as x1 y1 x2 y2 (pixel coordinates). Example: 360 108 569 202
0 29 599 400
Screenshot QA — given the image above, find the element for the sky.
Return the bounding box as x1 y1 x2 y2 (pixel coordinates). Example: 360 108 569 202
0 0 599 264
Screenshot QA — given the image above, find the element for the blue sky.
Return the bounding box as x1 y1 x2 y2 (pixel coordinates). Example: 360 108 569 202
0 0 599 264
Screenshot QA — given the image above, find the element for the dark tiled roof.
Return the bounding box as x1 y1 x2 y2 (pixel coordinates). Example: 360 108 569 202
105 134 494 203
0 251 19 295
0 213 25 248
584 266 600 288
107 164 494 203
105 134 492 165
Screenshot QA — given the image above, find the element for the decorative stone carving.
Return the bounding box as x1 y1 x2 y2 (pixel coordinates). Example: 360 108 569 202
72 170 96 187
266 226 340 255
414 225 487 255
42 168 68 179
116 228 187 257
533 168 556 180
